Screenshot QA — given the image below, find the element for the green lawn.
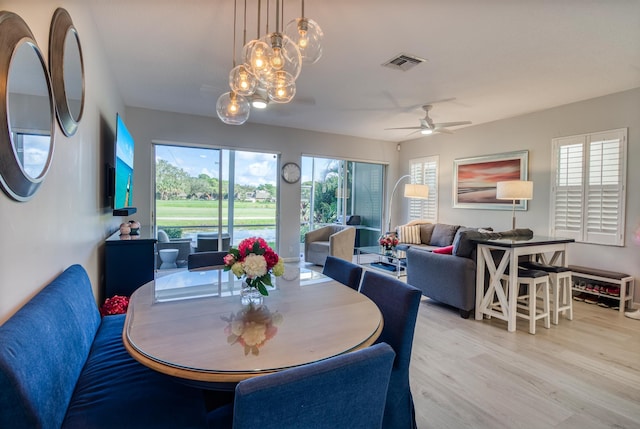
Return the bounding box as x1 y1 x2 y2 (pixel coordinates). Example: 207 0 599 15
156 199 277 227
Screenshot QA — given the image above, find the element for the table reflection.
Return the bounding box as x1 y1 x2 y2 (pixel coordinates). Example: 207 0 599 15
222 305 283 356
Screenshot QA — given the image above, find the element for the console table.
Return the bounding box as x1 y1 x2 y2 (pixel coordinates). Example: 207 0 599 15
104 226 156 299
473 235 574 332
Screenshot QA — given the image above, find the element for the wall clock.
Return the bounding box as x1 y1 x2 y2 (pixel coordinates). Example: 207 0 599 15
281 162 301 184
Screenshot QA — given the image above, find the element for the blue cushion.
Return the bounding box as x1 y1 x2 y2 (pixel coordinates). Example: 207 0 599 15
0 265 101 429
63 315 207 429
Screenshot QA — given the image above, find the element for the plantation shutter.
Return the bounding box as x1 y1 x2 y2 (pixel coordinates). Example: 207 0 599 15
551 129 626 246
585 131 625 245
551 136 584 240
409 156 438 222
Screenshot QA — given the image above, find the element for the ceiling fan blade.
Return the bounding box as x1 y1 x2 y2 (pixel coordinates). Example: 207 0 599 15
433 128 454 134
433 121 471 128
384 126 422 130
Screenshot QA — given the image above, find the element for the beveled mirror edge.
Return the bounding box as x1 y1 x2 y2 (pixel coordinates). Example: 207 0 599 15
49 7 85 137
0 10 55 202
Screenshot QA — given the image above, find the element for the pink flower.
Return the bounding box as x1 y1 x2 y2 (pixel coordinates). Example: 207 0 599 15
224 254 236 266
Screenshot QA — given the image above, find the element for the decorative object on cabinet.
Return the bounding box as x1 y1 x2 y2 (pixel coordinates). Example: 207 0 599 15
0 11 55 201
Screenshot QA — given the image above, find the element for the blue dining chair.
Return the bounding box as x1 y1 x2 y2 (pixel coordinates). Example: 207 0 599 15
188 251 227 270
207 343 395 429
322 255 363 290
360 270 422 429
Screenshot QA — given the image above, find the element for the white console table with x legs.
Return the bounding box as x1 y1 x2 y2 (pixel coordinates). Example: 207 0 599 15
473 236 575 332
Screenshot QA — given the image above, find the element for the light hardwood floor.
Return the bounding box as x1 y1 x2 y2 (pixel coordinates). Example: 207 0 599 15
410 298 640 429
302 259 639 428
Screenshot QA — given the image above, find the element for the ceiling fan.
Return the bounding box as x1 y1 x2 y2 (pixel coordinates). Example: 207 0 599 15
385 104 471 135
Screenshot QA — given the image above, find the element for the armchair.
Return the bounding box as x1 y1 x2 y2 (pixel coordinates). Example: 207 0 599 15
304 225 356 266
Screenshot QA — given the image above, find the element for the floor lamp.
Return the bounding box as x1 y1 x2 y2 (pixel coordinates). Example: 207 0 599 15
386 175 429 233
496 180 533 230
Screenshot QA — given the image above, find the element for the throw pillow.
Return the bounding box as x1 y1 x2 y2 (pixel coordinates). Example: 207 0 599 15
398 225 421 244
419 223 435 244
432 245 453 254
453 230 483 258
430 224 460 247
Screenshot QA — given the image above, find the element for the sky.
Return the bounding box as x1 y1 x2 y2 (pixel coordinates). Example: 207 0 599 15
155 145 277 186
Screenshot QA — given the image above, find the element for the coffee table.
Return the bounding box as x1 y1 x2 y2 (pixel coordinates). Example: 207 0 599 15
356 245 407 278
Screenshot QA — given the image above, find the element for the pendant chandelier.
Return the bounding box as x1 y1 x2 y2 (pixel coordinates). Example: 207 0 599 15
217 0 323 124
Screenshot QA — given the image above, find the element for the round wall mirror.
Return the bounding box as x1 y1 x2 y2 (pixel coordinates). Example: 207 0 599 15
0 11 55 201
49 8 85 137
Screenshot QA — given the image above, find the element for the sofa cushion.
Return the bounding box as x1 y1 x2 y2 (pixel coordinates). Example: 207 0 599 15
0 265 101 429
308 241 330 252
430 224 460 247
63 315 207 429
432 245 454 254
398 225 421 244
419 223 435 244
453 230 484 258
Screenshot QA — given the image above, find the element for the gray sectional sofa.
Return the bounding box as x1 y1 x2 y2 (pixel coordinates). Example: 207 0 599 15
398 221 532 318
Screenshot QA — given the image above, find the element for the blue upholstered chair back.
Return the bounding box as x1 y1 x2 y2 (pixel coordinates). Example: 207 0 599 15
229 343 395 429
0 265 101 429
188 251 227 270
322 255 363 290
360 270 422 429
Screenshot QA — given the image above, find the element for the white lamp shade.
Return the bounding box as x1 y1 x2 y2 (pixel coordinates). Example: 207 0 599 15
496 180 533 200
404 184 429 199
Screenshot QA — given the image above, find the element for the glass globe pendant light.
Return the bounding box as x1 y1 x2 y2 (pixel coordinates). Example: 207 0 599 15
229 0 257 96
229 64 257 96
285 0 323 64
216 91 250 125
260 31 302 81
267 70 296 103
217 0 250 125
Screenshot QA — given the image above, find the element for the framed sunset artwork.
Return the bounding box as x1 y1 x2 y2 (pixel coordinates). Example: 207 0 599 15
453 150 529 210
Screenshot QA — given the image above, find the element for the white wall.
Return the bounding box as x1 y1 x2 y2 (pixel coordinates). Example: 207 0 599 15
125 107 399 261
399 88 640 302
0 1 125 323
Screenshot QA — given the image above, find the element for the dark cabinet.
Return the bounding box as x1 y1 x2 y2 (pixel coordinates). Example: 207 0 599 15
104 226 156 298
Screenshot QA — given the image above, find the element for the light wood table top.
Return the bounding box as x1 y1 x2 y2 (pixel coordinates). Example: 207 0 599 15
123 268 383 385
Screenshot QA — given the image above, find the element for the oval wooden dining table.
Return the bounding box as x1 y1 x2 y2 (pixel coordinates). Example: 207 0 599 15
123 267 383 388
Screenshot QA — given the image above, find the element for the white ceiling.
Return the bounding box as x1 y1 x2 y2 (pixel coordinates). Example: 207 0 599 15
87 0 640 142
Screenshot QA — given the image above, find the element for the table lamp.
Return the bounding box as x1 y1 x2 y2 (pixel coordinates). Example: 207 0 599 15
496 180 533 230
386 175 429 233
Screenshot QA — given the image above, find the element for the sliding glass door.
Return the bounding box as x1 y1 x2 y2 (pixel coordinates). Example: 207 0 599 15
301 156 384 249
154 144 278 267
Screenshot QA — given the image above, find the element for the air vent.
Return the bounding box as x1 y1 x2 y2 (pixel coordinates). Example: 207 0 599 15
381 53 426 71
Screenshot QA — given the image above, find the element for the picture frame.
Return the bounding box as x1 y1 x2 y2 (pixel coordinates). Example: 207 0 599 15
453 150 529 210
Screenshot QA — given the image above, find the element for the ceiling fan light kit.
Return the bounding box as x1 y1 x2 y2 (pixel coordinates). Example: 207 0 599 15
385 100 471 136
217 0 323 125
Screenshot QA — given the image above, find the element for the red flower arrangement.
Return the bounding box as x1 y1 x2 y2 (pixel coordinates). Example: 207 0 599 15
379 234 399 249
223 237 284 296
100 295 129 316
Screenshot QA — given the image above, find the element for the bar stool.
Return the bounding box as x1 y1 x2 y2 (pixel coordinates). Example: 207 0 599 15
521 261 573 325
501 268 551 334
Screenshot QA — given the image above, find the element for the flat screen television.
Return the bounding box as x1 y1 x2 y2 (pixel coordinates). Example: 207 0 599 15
112 114 136 215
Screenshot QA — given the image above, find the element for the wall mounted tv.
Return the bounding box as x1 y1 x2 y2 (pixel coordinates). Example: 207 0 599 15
112 114 136 216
